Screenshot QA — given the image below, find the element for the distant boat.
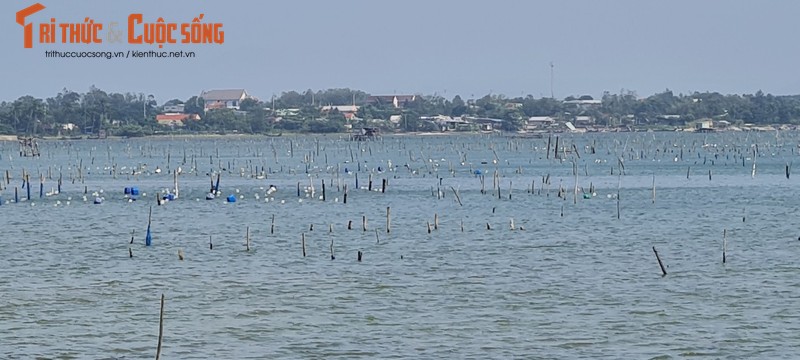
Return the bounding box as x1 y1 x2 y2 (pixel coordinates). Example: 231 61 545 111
265 132 282 137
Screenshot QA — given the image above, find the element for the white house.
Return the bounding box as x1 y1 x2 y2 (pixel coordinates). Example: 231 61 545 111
201 89 251 111
163 103 185 113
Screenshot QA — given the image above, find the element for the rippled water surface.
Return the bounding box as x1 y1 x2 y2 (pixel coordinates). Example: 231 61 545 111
2 132 800 359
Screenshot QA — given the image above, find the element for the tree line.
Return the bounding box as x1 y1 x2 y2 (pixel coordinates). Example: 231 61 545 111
2 87 800 137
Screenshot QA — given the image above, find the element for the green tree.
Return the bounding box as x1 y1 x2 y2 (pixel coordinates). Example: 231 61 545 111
184 96 204 115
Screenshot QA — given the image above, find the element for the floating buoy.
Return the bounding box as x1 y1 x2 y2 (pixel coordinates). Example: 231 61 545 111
226 195 236 203
206 193 215 200
93 197 103 204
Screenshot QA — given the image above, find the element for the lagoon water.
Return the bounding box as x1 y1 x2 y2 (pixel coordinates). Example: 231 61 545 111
1 132 800 359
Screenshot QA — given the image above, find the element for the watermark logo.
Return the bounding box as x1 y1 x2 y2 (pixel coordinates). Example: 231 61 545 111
15 3 224 49
16 3 46 48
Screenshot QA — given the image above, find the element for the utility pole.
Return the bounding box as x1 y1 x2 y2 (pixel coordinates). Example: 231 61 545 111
550 61 555 99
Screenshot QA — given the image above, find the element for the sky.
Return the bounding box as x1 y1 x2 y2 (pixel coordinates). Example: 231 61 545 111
2 0 800 103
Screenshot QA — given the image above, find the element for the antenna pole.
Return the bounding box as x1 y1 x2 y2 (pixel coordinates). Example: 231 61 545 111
550 62 554 99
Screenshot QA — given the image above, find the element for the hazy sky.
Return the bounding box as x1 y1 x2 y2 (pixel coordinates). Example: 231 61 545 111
2 0 799 103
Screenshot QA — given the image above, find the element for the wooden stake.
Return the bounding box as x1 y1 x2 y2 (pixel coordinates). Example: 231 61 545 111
451 186 463 206
362 215 367 232
386 206 391 233
245 226 251 251
652 173 656 204
722 229 727 264
652 246 667 276
155 293 165 360
301 233 306 257
434 213 439 230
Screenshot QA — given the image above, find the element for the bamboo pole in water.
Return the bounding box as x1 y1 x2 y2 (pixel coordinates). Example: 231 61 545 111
245 226 250 251
652 173 656 204
155 293 165 360
653 246 667 276
722 229 727 264
386 207 391 233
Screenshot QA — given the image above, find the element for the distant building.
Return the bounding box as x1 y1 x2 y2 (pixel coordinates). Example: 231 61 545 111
563 99 601 106
526 116 556 130
696 119 714 132
563 99 602 112
468 117 504 131
201 89 251 111
321 105 359 122
163 103 185 113
367 95 417 108
574 115 595 125
156 113 201 126
321 105 359 113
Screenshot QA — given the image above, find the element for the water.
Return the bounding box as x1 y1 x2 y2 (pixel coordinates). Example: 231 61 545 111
1 132 800 359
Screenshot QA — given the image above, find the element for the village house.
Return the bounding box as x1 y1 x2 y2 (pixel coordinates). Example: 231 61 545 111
156 113 201 127
321 105 359 120
163 103 185 113
366 95 417 108
200 89 251 111
525 116 556 131
574 115 595 126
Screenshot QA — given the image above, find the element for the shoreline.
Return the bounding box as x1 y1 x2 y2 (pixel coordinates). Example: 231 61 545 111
0 126 791 142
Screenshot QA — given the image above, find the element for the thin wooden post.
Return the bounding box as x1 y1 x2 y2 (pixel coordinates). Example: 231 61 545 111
386 207 391 233
722 229 727 264
653 246 667 276
652 173 656 204
301 233 306 257
362 215 367 232
245 226 250 251
155 293 165 360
